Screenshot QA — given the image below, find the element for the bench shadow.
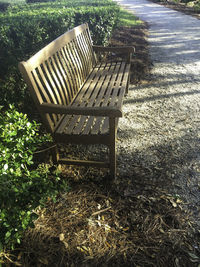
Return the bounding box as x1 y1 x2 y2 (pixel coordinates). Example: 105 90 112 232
125 88 200 104
117 129 200 214
127 71 200 104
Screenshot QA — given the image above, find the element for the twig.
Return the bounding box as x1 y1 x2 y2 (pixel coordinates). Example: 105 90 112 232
92 207 111 216
34 144 57 154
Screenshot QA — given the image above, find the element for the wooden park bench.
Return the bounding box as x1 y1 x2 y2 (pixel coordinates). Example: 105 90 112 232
18 23 135 178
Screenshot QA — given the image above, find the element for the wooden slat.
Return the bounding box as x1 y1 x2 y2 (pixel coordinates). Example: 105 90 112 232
108 62 127 107
63 45 80 96
101 117 119 135
53 53 69 105
72 39 85 83
66 42 82 90
72 63 111 135
90 62 122 135
37 65 58 104
71 62 125 136
56 114 74 134
82 29 95 66
60 47 76 100
51 55 67 105
42 61 61 106
58 158 109 168
102 62 125 107
54 62 129 136
26 24 89 69
55 51 71 104
90 117 108 135
46 57 64 105
69 40 83 87
32 68 58 125
76 34 90 79
58 66 99 135
93 63 117 106
87 63 117 135
115 64 130 108
80 32 93 76
101 117 110 135
101 62 128 133
55 64 100 135
61 64 104 135
74 62 111 105
32 68 51 103
72 115 89 135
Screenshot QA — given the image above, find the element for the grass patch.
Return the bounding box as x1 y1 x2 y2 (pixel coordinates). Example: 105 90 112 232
117 7 143 27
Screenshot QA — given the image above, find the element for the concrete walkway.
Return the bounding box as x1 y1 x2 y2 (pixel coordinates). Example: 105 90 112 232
116 0 200 66
114 0 200 227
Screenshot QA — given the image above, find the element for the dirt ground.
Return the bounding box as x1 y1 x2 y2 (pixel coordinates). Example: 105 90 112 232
150 0 200 19
110 24 150 84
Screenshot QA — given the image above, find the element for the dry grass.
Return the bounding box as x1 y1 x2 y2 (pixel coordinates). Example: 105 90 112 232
18 181 199 266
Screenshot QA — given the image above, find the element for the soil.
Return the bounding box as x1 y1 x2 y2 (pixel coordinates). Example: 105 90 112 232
110 23 150 84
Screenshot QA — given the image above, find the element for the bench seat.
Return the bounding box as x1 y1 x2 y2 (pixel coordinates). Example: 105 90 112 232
55 61 129 135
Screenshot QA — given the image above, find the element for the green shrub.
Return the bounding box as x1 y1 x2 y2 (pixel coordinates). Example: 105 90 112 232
0 1 119 111
26 0 56 3
0 105 68 251
74 6 118 45
0 8 75 110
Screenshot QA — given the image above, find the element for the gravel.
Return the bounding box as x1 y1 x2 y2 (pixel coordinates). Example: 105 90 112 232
113 0 200 228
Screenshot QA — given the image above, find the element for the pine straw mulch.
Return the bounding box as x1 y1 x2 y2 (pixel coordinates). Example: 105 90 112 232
19 181 199 267
110 24 151 84
5 25 200 266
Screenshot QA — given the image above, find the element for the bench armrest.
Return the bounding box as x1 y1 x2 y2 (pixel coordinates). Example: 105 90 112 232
92 45 135 63
40 103 123 117
92 45 135 53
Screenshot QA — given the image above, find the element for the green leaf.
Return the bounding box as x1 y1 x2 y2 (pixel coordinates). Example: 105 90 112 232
5 231 11 239
3 164 8 171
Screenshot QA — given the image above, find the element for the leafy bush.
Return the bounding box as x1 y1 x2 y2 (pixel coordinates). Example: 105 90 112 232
74 6 118 45
0 0 119 111
0 105 68 251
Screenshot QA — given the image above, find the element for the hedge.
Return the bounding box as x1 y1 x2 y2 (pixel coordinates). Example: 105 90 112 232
0 0 119 111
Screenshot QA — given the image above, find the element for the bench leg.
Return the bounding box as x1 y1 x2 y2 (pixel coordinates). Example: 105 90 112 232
125 74 130 96
109 117 117 179
51 144 59 164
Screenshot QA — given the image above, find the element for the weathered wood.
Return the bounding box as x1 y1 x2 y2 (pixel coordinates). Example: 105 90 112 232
58 158 109 168
18 23 134 178
109 117 117 179
40 103 123 117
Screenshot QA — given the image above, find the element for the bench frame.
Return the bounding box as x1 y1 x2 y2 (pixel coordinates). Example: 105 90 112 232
19 23 135 178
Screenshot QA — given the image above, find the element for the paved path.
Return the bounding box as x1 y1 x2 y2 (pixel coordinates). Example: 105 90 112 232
114 0 200 227
116 0 200 65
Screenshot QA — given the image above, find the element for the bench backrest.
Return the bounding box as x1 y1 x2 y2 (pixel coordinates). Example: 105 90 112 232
19 23 95 133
